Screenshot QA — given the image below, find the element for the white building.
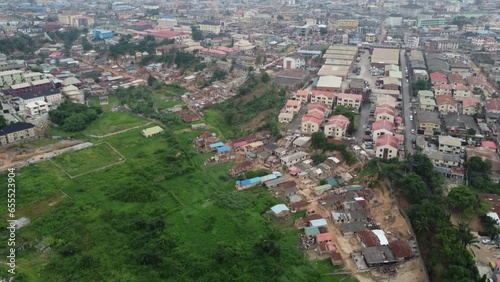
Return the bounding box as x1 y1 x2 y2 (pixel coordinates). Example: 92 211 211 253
25 101 49 116
283 56 305 70
385 16 403 27
404 34 420 48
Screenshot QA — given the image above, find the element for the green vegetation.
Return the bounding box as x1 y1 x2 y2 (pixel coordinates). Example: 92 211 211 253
191 26 204 41
452 16 473 28
207 75 286 139
368 154 482 281
0 126 353 281
49 100 103 132
411 79 432 95
0 115 7 129
466 156 500 192
471 53 494 65
139 49 206 72
83 112 148 136
311 132 357 165
0 34 39 55
51 143 123 176
109 34 175 60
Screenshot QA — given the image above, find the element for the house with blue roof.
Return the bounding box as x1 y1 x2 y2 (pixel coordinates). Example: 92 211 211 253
217 145 231 153
270 204 290 217
209 142 225 149
309 219 328 227
236 177 262 190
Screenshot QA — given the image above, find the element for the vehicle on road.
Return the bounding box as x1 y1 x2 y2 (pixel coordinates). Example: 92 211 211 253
411 129 415 134
409 115 413 121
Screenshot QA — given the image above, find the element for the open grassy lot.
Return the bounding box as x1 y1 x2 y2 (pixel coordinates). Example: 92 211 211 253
0 123 356 282
87 95 121 112
84 112 148 136
51 142 123 177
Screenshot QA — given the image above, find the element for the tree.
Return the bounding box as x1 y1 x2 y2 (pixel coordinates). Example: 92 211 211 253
311 153 326 165
467 128 476 136
260 72 270 83
456 223 479 247
211 69 227 83
448 186 480 210
147 75 157 86
81 38 92 51
277 15 284 21
191 26 203 41
410 79 432 94
400 173 428 203
319 27 328 35
452 16 473 29
311 132 328 149
0 115 8 130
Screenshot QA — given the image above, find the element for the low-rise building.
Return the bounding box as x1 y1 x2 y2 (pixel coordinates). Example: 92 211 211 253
336 93 362 109
419 96 436 111
428 151 461 168
417 110 441 136
375 134 399 160
301 112 324 134
453 85 472 101
0 122 36 145
25 101 49 116
314 75 342 92
311 90 335 107
372 120 395 143
295 90 310 103
430 72 448 85
436 95 457 113
434 84 452 96
438 135 462 154
324 115 350 139
281 151 308 166
285 100 301 114
375 104 396 123
463 97 480 115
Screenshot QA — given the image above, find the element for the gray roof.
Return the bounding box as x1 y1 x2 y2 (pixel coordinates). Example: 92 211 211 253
417 110 440 124
427 151 461 163
442 113 479 132
362 246 397 265
340 222 366 234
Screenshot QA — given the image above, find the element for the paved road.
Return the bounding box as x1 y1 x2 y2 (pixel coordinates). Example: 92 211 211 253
399 50 415 155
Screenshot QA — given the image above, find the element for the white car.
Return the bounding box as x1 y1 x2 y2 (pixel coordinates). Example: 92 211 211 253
409 115 413 121
411 129 415 134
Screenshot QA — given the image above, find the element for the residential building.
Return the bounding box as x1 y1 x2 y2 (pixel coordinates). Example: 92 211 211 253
404 34 420 48
436 95 457 113
336 20 359 28
371 48 399 68
372 120 395 143
463 97 480 115
450 62 471 76
418 90 434 100
301 112 323 134
307 102 330 116
399 4 424 17
93 29 113 40
453 85 472 101
336 93 362 109
199 21 221 34
430 72 448 85
413 70 429 81
324 115 350 139
295 90 310 103
386 16 403 27
486 98 500 114
311 90 335 107
25 101 49 116
281 151 308 166
0 122 36 146
417 110 441 136
448 73 466 86
375 134 399 160
428 151 461 168
375 104 396 123
417 18 446 28
463 25 485 32
439 135 462 154
0 70 23 87
283 55 305 70
434 84 453 96
278 111 293 123
285 100 301 114
419 96 437 111
141 126 164 138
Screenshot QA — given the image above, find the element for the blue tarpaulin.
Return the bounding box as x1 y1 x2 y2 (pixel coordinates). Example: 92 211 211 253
217 146 231 153
209 142 224 148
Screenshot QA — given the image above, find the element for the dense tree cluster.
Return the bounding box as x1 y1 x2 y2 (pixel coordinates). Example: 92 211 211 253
49 100 102 132
411 79 432 95
330 105 357 135
139 48 206 71
311 132 356 165
0 35 37 55
109 35 175 60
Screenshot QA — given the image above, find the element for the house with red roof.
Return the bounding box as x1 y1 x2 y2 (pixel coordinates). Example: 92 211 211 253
375 104 396 123
336 93 362 109
388 240 413 261
448 73 466 86
466 76 488 91
295 90 310 103
311 90 335 107
357 230 380 247
486 98 500 114
430 72 448 85
307 102 330 116
482 141 497 151
462 97 480 115
285 99 301 114
453 85 472 101
436 95 457 113
324 115 350 139
434 84 452 96
371 120 395 142
375 134 399 160
301 112 324 134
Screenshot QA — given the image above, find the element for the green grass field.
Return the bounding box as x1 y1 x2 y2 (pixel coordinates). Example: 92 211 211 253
51 142 123 177
88 95 121 112
84 112 148 136
0 119 357 282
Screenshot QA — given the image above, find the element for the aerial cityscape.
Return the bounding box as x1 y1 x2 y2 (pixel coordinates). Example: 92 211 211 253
0 0 499 281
